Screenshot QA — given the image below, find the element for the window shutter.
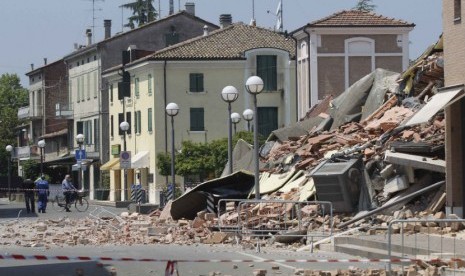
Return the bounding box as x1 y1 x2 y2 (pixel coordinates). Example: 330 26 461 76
126 112 132 134
110 115 114 137
190 108 204 131
148 108 153 132
118 113 124 135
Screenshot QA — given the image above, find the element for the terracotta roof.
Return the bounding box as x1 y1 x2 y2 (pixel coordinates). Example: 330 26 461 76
146 23 295 60
308 10 415 27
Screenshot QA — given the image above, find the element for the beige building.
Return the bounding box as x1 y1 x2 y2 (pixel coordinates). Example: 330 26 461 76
291 10 414 119
103 23 296 203
443 0 465 217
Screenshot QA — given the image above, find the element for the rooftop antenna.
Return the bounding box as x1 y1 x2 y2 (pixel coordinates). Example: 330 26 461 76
87 0 104 37
250 0 256 26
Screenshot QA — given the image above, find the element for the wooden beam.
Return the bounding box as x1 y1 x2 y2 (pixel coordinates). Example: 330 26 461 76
384 150 446 173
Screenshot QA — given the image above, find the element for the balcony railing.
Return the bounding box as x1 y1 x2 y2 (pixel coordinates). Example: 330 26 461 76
55 103 73 118
17 106 30 120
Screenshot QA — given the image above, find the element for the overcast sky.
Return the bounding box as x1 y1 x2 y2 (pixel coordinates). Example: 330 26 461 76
0 0 442 87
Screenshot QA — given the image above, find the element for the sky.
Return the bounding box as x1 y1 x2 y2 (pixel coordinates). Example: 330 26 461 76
0 0 442 87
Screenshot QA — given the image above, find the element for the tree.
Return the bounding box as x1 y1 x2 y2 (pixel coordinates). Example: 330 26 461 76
155 131 266 182
0 74 28 176
121 0 157 29
353 0 376 12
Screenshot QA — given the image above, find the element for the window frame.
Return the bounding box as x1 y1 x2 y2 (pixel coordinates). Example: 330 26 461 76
148 74 152 96
148 108 153 132
135 77 140 98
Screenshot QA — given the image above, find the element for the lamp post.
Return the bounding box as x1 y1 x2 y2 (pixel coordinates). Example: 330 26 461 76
245 76 264 199
231 112 241 135
221 86 239 175
75 134 84 190
166 103 179 199
5 145 13 201
38 139 46 176
242 109 254 132
119 121 129 200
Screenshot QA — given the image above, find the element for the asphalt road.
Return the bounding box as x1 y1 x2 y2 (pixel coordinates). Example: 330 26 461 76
0 199 387 275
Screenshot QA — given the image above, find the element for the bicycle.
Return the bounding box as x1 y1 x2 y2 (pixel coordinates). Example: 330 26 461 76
52 191 89 212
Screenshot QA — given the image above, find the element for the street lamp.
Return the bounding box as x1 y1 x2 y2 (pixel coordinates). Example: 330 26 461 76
166 102 179 200
5 145 13 201
242 109 254 132
119 121 130 201
245 76 264 199
38 139 46 176
75 134 84 190
221 86 239 175
231 112 241 135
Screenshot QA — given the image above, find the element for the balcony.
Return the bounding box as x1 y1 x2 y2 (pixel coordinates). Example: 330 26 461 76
55 103 73 119
17 105 43 120
17 106 29 120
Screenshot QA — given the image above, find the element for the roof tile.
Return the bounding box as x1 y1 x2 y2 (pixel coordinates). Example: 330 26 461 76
308 10 414 27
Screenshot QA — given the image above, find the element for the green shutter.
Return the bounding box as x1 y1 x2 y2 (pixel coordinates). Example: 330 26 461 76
118 113 124 135
190 108 204 131
138 111 142 133
189 73 204 92
126 112 132 134
148 74 152 96
135 78 140 97
257 55 277 91
148 108 153 132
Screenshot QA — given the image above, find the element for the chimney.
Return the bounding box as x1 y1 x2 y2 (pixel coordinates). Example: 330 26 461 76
44 58 47 65
31 64 34 71
104 19 112 39
219 14 232 28
185 2 195 16
203 25 209 36
86 29 92 46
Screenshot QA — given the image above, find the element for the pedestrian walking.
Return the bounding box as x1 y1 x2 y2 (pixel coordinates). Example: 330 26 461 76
22 178 36 213
62 174 76 212
35 175 49 213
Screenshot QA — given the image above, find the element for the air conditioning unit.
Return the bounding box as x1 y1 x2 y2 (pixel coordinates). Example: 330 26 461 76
310 158 363 213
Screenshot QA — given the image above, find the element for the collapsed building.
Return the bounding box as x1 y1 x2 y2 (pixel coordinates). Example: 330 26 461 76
168 36 455 232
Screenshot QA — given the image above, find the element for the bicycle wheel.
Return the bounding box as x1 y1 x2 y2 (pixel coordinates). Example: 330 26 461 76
75 197 89 212
52 196 65 212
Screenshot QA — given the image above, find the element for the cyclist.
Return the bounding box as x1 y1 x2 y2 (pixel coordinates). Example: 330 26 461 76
62 174 76 212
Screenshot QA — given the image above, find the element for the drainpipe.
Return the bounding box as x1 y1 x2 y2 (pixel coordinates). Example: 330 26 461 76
163 60 168 185
303 26 312 109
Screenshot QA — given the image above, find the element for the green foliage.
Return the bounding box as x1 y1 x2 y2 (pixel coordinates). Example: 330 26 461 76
121 0 157 29
156 152 172 176
155 130 267 181
0 74 28 176
21 159 40 180
353 0 376 11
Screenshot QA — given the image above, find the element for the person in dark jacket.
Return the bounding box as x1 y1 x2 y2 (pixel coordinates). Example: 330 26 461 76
22 178 36 213
35 175 50 213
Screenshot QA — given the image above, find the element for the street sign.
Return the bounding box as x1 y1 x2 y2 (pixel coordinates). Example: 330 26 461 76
75 149 86 161
120 151 131 169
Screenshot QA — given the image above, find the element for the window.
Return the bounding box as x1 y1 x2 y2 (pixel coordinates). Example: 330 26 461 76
189 73 204 92
77 121 84 137
110 115 114 137
257 107 278 138
94 118 99 150
134 110 141 134
87 74 91 100
93 71 98 98
257 55 277 91
118 113 124 136
135 77 140 98
148 74 152 96
126 112 132 134
84 120 92 145
76 78 80 102
110 84 113 103
190 108 204 131
455 0 462 21
148 108 153 132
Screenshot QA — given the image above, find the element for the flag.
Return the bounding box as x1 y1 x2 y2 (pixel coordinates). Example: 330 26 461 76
276 0 283 31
